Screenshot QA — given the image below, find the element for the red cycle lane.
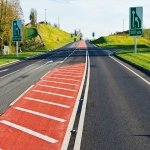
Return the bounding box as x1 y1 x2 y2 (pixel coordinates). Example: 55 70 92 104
0 63 85 150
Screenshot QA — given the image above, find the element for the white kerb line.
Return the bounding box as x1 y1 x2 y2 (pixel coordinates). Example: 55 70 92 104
24 97 70 108
0 120 58 143
14 107 66 122
110 56 150 85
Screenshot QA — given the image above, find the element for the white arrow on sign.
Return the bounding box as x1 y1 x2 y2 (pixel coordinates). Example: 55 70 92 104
135 17 139 27
132 10 135 28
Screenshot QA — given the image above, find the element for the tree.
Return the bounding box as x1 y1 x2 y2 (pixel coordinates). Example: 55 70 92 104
29 8 37 27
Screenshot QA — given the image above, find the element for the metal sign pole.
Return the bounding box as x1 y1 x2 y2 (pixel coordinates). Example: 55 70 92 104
16 42 18 57
134 36 137 54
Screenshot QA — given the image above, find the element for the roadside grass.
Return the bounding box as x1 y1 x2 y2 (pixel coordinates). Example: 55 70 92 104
0 49 49 66
38 24 79 50
92 35 150 71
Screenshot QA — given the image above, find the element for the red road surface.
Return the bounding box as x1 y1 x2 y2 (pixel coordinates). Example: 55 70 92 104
0 63 85 150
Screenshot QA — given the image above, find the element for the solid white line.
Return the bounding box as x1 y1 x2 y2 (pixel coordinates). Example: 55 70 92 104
73 49 90 150
41 80 78 86
24 97 70 108
46 77 80 81
110 56 150 85
0 70 19 79
0 69 8 73
40 70 52 79
38 84 76 91
0 120 58 143
14 107 66 122
33 90 74 98
10 85 34 106
51 74 82 78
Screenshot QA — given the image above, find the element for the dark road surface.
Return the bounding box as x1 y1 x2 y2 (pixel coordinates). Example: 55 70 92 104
80 41 150 150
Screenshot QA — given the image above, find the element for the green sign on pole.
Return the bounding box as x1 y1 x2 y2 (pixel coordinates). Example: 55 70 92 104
12 20 22 42
129 7 143 36
92 32 95 38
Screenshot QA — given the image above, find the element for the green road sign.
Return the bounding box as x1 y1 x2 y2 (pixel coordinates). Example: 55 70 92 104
129 7 143 36
92 32 95 37
12 20 22 42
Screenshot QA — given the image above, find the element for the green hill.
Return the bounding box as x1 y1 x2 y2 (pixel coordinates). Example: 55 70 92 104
25 27 38 40
38 24 79 50
92 35 150 71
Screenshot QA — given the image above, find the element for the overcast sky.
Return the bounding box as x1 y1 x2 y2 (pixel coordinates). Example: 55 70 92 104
20 0 150 39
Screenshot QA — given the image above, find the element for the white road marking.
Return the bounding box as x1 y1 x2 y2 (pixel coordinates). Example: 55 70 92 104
38 84 76 92
46 77 80 81
14 107 66 122
111 56 150 86
0 120 58 143
51 74 82 78
33 90 74 98
24 97 70 108
10 85 34 106
52 71 83 75
0 70 19 79
41 80 78 86
0 69 8 73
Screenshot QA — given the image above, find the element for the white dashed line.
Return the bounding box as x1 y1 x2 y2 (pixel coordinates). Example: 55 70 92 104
14 107 66 122
0 120 58 143
38 84 76 91
33 90 74 98
0 69 8 73
41 80 78 86
0 70 19 79
24 97 70 108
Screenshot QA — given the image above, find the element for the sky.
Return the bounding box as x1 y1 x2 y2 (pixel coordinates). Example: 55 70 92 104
20 0 150 39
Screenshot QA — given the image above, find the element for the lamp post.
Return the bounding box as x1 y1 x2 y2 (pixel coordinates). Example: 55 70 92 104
45 9 46 24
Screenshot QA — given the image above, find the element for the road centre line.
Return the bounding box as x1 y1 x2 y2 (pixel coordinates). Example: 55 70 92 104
0 70 19 79
110 56 150 86
38 84 76 92
33 90 74 98
24 97 70 108
0 120 58 143
46 77 80 81
14 107 66 122
10 85 34 106
41 80 79 86
50 74 82 78
0 69 8 73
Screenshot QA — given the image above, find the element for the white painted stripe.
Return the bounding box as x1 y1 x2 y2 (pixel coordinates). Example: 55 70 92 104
40 70 52 79
52 71 83 75
24 97 70 108
0 148 2 150
38 84 76 92
33 90 74 98
10 85 34 106
14 107 66 122
0 70 19 79
0 69 8 73
51 74 82 78
46 77 80 81
111 56 150 86
41 80 78 86
0 120 58 143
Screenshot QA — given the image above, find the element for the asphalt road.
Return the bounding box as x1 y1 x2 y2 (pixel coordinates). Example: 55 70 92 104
80 41 150 150
0 41 86 115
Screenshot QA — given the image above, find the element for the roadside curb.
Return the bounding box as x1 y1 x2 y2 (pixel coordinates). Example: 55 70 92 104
114 53 150 76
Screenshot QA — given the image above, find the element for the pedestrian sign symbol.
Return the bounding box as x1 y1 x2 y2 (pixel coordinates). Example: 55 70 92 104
129 7 143 36
12 20 22 42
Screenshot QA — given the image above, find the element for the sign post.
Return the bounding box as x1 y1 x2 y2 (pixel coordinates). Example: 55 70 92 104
129 7 143 53
12 20 22 56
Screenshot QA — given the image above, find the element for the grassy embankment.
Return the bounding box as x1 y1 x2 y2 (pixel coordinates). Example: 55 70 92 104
0 24 78 66
92 35 150 71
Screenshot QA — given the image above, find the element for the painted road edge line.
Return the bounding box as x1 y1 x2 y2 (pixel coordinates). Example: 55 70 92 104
10 85 34 106
0 120 58 143
61 49 87 150
73 49 90 150
110 56 150 86
14 107 66 122
24 97 70 108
